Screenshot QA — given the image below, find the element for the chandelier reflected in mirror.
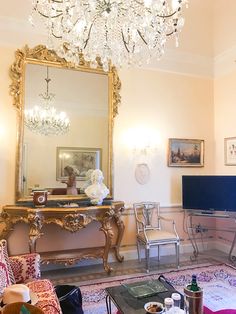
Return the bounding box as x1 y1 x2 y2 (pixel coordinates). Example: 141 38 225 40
24 67 70 136
30 0 188 71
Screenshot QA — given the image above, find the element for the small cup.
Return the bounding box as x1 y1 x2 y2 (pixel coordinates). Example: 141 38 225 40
32 190 48 207
144 302 164 313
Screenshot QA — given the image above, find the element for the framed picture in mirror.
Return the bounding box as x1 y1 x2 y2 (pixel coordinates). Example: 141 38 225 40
56 147 102 181
168 138 204 167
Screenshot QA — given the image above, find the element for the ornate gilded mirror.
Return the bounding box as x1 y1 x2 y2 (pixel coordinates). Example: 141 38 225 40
10 45 121 202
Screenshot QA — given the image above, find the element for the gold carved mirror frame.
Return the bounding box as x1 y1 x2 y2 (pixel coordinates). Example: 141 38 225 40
9 45 121 203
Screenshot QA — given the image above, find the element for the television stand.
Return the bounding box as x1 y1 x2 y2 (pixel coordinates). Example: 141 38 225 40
186 211 236 263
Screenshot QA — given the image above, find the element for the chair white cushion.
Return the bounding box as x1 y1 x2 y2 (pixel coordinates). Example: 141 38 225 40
138 229 178 243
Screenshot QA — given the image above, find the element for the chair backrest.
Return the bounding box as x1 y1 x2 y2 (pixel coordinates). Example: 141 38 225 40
133 202 160 233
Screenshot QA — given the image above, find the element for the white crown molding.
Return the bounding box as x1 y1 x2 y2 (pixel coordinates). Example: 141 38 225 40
143 49 214 79
214 45 236 78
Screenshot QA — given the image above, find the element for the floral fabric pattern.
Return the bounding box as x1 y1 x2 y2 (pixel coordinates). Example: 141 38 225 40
9 253 40 283
27 279 62 314
0 254 11 296
0 239 15 285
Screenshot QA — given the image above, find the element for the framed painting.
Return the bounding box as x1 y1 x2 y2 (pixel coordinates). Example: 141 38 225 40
168 138 204 167
224 137 236 166
56 147 102 180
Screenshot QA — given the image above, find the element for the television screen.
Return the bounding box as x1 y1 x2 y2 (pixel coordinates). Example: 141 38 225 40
182 175 236 212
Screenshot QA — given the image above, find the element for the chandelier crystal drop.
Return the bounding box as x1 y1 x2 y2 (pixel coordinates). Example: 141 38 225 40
30 0 188 71
24 67 70 136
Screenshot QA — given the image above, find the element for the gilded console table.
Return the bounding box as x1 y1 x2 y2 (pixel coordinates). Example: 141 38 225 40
0 201 125 273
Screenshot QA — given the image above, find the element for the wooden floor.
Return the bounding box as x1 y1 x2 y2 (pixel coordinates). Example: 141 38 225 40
41 249 234 286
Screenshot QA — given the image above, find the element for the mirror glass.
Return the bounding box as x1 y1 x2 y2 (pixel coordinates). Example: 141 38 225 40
24 64 108 197
10 45 121 202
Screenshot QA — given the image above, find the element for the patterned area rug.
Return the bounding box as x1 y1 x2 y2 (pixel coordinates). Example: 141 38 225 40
80 263 236 314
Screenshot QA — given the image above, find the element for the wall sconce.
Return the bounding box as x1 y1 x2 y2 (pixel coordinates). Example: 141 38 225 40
124 127 160 185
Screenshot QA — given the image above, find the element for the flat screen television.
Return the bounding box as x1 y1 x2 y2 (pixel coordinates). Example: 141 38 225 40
182 175 236 213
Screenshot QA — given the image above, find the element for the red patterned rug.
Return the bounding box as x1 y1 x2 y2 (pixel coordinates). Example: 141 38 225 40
81 263 236 314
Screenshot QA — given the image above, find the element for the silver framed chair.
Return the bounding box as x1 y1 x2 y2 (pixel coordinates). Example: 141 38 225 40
133 202 180 272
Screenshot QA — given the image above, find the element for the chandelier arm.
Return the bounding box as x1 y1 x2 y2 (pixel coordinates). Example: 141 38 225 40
156 10 179 19
50 0 63 3
83 14 101 49
83 23 94 49
33 1 76 19
133 0 180 18
51 14 75 39
121 30 130 53
36 10 63 19
51 30 63 39
137 30 148 45
166 30 177 37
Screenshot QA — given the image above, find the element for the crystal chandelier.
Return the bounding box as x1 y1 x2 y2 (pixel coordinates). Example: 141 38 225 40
30 0 188 71
24 67 70 136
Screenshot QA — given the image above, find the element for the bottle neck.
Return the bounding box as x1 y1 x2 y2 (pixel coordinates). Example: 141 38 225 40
190 278 199 291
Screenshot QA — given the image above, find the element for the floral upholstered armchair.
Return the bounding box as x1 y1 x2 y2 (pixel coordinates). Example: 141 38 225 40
0 239 62 313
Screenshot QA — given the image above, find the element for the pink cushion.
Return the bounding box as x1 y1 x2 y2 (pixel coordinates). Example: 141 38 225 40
0 249 11 296
9 253 40 283
27 279 62 314
0 239 15 285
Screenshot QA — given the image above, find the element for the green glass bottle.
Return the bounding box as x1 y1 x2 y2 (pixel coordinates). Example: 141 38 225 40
188 274 199 291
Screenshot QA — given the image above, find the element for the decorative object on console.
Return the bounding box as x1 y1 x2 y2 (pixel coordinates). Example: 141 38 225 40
24 66 70 136
56 147 101 181
85 169 109 205
30 0 188 71
32 190 48 207
224 137 236 165
168 138 204 167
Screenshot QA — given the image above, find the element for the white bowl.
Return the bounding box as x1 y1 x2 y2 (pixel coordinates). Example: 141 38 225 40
144 302 164 313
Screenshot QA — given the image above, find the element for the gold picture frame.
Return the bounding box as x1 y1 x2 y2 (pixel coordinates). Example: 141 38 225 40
168 138 204 167
56 147 102 181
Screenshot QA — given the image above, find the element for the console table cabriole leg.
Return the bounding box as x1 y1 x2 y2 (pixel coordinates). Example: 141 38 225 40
27 212 43 253
100 216 114 273
113 212 125 262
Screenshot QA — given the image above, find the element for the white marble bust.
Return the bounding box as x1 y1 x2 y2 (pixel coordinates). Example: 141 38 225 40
85 169 109 205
